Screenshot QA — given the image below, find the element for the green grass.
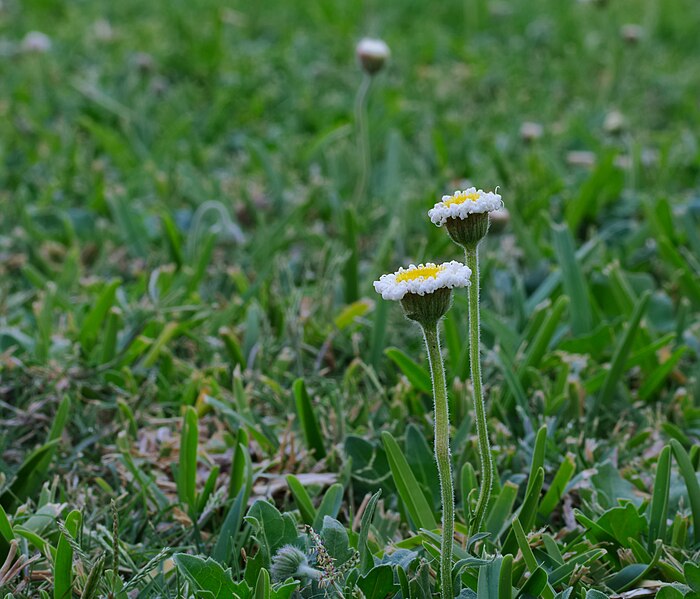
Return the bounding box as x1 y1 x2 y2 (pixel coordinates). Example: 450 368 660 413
1 0 700 596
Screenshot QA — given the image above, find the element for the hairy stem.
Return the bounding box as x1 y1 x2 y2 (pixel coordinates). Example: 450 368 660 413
465 246 493 536
422 323 454 599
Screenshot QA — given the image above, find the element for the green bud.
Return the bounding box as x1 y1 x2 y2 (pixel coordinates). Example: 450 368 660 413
400 287 452 326
444 212 490 251
270 545 321 583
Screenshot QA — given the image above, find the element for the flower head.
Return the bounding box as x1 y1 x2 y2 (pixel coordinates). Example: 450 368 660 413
428 188 502 227
374 261 471 325
356 37 390 75
429 187 503 249
374 261 471 301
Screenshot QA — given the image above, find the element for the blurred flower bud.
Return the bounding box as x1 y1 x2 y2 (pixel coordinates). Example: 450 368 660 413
604 110 625 134
489 207 510 233
620 24 643 44
21 31 51 53
356 38 390 75
519 121 544 142
567 150 596 167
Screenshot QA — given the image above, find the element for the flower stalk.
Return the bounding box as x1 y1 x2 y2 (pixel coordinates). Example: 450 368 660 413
422 321 454 599
428 187 501 539
465 245 493 536
374 261 471 599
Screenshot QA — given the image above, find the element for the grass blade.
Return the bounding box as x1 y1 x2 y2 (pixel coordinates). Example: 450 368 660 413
381 431 437 530
648 445 671 551
589 291 650 429
54 509 82 599
384 347 431 394
286 474 317 525
293 378 327 460
670 439 700 544
178 406 199 513
551 222 592 336
538 453 576 520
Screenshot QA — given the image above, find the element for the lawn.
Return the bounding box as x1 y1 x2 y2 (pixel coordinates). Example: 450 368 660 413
1 0 700 597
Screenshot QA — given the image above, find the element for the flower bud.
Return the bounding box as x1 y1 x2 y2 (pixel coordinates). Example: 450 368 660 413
270 545 320 583
400 287 452 326
21 31 51 53
356 38 390 75
444 212 490 249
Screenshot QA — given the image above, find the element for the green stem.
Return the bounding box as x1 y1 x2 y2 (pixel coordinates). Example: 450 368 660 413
422 323 454 599
465 246 493 536
353 73 372 205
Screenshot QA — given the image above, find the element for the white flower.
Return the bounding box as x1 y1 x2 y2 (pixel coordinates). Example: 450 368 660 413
373 261 471 301
21 31 51 53
356 37 390 74
428 188 502 227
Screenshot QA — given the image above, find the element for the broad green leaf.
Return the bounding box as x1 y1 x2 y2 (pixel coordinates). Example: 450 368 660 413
357 565 397 599
655 588 685 599
245 501 298 564
685 562 700 592
596 503 647 548
320 516 355 567
173 554 243 598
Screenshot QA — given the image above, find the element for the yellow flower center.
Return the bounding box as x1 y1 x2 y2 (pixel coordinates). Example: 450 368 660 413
444 191 480 207
395 265 444 283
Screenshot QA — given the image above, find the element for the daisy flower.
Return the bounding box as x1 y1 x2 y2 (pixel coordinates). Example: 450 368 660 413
373 261 471 301
429 187 503 249
428 188 502 227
